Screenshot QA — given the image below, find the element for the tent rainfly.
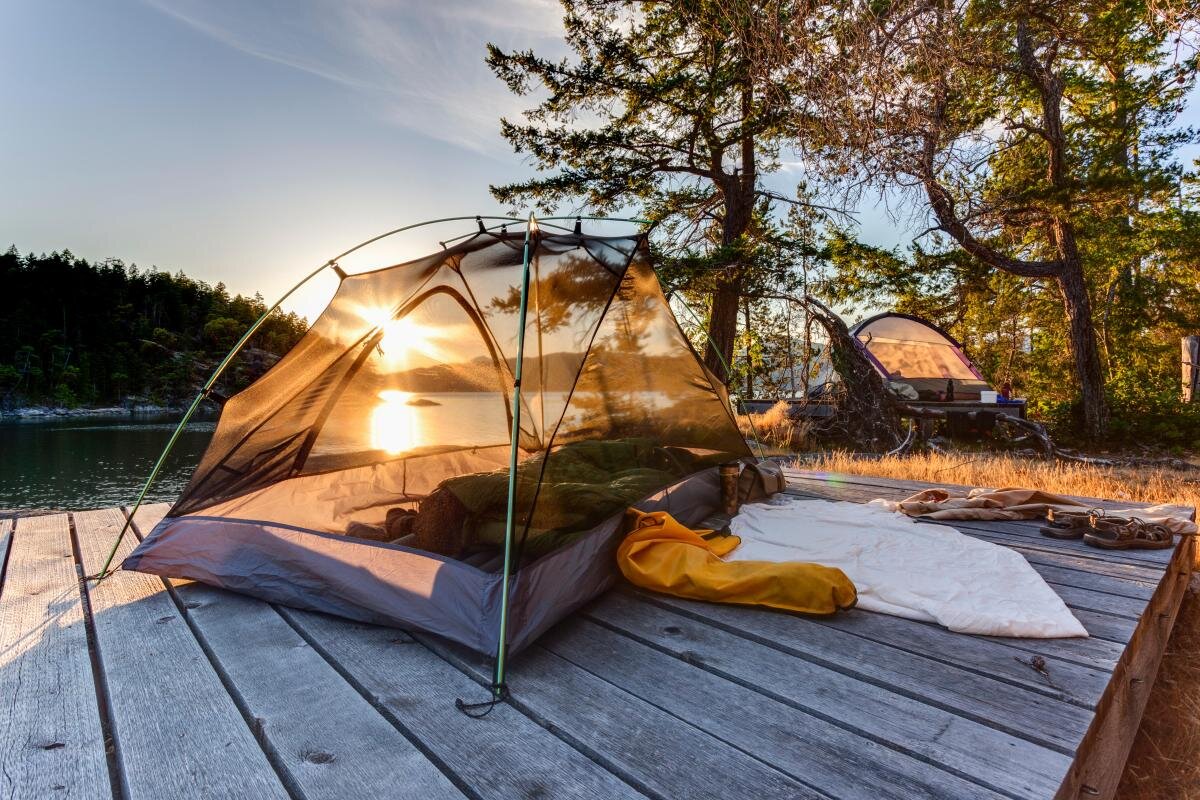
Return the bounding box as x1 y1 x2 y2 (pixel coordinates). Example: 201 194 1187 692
122 219 752 688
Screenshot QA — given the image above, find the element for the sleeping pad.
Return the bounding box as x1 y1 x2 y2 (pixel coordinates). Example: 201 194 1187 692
617 509 858 614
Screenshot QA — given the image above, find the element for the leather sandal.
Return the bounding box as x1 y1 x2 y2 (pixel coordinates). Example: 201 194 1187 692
1039 508 1097 540
1083 516 1175 550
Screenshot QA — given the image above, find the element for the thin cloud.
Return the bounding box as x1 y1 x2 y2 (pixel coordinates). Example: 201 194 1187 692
142 0 564 154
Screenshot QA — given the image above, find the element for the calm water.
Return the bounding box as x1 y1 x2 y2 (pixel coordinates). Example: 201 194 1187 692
0 414 215 511
0 390 658 511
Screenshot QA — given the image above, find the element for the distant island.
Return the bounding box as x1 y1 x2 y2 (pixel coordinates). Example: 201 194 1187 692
0 246 308 415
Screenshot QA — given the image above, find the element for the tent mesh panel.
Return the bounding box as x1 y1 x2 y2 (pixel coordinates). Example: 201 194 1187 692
172 231 749 568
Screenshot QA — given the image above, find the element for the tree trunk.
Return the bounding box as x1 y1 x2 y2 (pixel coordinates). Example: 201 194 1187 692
702 184 753 385
743 300 753 398
1183 336 1199 404
703 77 757 389
704 275 742 384
1057 265 1109 439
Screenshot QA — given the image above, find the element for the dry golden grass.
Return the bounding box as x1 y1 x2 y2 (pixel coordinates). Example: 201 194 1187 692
805 450 1200 514
804 451 1200 800
739 401 815 454
1117 576 1200 800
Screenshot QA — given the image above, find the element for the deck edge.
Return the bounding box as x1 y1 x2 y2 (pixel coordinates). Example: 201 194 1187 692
1054 533 1195 800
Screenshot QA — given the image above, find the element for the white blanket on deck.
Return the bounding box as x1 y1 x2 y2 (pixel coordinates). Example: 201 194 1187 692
726 495 1087 638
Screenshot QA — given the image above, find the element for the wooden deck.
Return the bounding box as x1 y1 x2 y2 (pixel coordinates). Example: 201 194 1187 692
1 471 1193 800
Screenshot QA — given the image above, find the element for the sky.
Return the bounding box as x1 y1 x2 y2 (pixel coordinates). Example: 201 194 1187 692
3 1 1197 323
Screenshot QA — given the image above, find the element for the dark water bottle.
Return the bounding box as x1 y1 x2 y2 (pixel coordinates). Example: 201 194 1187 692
945 379 955 402
720 462 741 516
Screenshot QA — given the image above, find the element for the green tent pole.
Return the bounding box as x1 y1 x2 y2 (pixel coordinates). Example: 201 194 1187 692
92 215 544 580
492 212 537 697
92 258 335 579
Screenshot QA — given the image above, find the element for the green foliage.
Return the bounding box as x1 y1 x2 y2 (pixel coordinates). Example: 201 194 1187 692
811 0 1200 447
0 247 308 409
203 317 244 351
487 1 792 214
53 382 78 409
488 0 820 380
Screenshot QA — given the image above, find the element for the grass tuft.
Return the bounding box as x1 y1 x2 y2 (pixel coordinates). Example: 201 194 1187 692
802 450 1200 512
739 401 815 453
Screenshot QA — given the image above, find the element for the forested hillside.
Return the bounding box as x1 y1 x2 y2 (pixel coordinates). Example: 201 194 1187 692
0 246 308 409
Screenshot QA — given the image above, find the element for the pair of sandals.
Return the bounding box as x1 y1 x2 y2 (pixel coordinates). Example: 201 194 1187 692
1040 508 1176 550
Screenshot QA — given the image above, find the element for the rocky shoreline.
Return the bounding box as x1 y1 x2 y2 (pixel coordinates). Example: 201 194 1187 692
0 507 60 518
0 403 183 420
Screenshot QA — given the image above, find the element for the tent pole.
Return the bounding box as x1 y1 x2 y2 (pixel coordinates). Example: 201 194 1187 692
92 214 555 581
96 214 650 582
92 259 336 579
492 212 537 698
672 296 768 460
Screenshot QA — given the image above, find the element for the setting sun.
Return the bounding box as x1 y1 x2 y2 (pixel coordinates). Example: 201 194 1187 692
356 306 445 369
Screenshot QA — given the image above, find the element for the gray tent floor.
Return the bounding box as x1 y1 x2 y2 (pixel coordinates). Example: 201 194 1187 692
1 470 1192 800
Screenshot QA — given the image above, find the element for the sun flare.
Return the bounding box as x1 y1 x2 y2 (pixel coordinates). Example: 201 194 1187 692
357 305 444 369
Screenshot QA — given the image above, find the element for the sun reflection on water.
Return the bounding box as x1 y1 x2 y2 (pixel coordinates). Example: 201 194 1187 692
371 390 421 454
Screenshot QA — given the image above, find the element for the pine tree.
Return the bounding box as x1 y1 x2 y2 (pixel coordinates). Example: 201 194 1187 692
487 0 809 384
788 0 1198 438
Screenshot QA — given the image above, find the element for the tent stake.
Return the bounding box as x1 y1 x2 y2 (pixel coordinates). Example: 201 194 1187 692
492 212 537 698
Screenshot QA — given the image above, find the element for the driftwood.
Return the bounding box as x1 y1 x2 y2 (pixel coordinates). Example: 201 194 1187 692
789 294 907 452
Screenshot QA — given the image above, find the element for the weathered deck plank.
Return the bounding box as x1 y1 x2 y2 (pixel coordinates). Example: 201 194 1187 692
782 468 1195 800
0 513 109 800
1007 560 1155 601
632 589 1094 751
984 624 1124 670
952 537 1164 583
420 634 821 800
584 592 1066 799
73 507 290 800
125 505 466 800
547 614 1010 799
279 607 647 800
172 582 465 800
803 606 1111 704
133 503 639 800
0 464 1189 800
1063 608 1138 645
1045 583 1145 620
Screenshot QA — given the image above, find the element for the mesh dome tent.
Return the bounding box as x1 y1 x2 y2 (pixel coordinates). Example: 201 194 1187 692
123 219 753 671
811 312 992 400
853 313 991 399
